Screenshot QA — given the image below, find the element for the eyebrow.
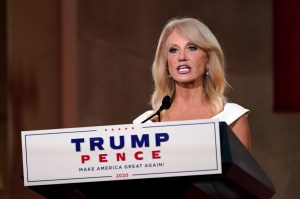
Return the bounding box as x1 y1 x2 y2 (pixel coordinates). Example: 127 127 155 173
167 41 196 47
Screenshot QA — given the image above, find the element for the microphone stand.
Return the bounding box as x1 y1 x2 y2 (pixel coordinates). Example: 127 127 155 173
141 110 162 123
141 95 171 123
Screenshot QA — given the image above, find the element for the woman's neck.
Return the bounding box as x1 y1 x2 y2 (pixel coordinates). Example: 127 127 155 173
161 86 214 121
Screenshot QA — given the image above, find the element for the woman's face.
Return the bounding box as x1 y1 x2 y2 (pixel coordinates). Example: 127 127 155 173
166 30 208 86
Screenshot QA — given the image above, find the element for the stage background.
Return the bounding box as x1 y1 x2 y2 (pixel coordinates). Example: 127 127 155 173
1 0 300 198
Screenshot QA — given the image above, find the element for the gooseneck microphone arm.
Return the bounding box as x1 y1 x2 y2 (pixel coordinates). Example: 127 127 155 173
141 95 171 123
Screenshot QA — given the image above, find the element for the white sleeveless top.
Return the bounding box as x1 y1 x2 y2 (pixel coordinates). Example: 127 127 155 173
133 103 249 125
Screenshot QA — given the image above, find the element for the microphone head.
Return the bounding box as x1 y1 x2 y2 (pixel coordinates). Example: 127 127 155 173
160 95 171 111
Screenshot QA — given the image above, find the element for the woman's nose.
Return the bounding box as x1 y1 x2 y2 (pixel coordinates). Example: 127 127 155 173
178 51 187 61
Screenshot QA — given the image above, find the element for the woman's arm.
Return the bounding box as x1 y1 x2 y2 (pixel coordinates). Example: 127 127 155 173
229 114 252 151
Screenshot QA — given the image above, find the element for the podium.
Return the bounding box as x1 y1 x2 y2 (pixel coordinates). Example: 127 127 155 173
23 121 275 199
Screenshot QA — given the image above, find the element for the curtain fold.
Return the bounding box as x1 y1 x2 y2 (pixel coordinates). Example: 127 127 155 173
273 0 300 112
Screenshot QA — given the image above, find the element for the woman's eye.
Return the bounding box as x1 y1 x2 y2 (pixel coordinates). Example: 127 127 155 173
169 47 178 53
188 45 198 51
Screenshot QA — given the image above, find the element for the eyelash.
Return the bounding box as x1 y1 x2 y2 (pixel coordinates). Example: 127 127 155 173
169 48 178 53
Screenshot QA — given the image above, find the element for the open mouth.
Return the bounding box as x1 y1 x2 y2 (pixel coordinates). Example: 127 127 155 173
177 65 191 72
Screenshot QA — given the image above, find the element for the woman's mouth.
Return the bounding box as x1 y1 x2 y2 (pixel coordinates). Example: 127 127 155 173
177 65 191 73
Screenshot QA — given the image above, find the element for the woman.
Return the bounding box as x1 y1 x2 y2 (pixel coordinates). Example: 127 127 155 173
133 17 251 151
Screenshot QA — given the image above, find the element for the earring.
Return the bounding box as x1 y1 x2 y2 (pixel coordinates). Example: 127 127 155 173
168 74 172 78
205 68 209 76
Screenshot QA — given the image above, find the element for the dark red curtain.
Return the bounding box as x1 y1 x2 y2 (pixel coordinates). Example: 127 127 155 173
273 0 300 112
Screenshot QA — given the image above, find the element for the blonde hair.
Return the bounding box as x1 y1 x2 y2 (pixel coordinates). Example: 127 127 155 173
151 17 229 113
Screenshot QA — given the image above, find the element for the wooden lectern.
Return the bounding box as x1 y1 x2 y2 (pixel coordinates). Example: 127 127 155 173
24 122 275 199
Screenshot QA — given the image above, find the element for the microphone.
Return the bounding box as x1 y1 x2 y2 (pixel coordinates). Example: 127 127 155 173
141 95 171 123
158 95 171 111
